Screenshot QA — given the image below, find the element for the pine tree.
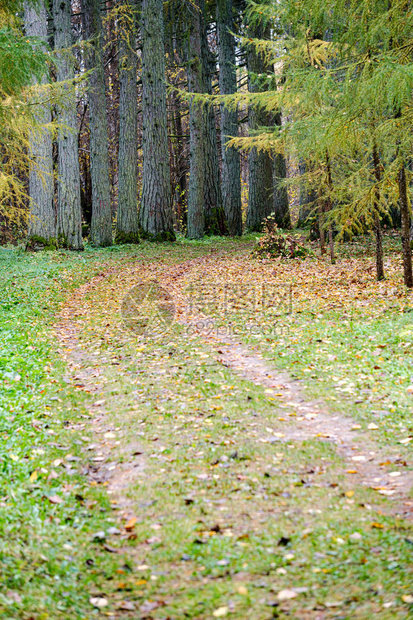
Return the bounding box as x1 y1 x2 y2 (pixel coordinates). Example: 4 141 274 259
140 0 175 240
53 0 83 250
82 0 112 247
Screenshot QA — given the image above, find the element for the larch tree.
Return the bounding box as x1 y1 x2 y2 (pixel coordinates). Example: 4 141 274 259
53 0 83 250
82 0 112 247
272 111 290 228
246 21 274 232
116 0 139 244
24 0 55 248
217 0 242 236
140 0 175 240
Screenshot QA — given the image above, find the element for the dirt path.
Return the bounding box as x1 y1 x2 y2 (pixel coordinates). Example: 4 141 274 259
55 260 413 515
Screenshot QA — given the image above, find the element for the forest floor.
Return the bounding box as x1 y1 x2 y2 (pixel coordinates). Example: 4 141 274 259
1 233 413 620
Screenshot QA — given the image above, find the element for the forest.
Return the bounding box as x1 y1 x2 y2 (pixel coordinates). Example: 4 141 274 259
0 0 411 277
1 0 413 619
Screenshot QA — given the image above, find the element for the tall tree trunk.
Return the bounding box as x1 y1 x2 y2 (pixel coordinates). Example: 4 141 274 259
24 1 55 248
200 0 226 235
186 0 206 239
53 0 83 250
325 150 335 264
140 0 174 240
297 160 315 227
273 112 290 229
116 0 139 244
318 203 326 255
171 89 188 230
246 22 273 232
372 142 385 281
82 0 112 247
217 0 242 236
398 162 413 287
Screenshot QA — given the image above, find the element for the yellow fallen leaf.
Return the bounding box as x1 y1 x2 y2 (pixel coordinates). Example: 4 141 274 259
371 522 385 529
277 589 298 601
345 490 354 498
401 595 413 604
125 517 138 531
30 470 38 483
213 606 228 617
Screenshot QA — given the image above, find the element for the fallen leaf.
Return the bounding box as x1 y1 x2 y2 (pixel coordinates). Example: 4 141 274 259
213 607 228 617
125 517 138 531
118 601 136 611
277 589 298 601
6 591 22 604
90 597 108 609
47 495 63 505
401 595 413 604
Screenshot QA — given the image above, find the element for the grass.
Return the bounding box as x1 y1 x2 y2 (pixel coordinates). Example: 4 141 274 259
0 235 412 619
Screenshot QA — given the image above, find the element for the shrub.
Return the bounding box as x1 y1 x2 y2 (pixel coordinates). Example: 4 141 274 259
252 214 309 259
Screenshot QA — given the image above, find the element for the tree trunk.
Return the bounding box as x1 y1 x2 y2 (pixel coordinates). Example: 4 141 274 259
297 160 315 227
398 162 413 287
171 89 188 230
82 0 112 247
140 0 175 241
53 0 83 250
273 112 290 229
200 0 226 236
116 0 139 244
318 204 326 254
186 0 206 239
217 0 242 236
24 1 56 248
325 150 335 264
246 22 273 232
372 142 385 281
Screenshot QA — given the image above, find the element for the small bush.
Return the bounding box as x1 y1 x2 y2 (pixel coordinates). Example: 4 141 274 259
252 214 309 259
